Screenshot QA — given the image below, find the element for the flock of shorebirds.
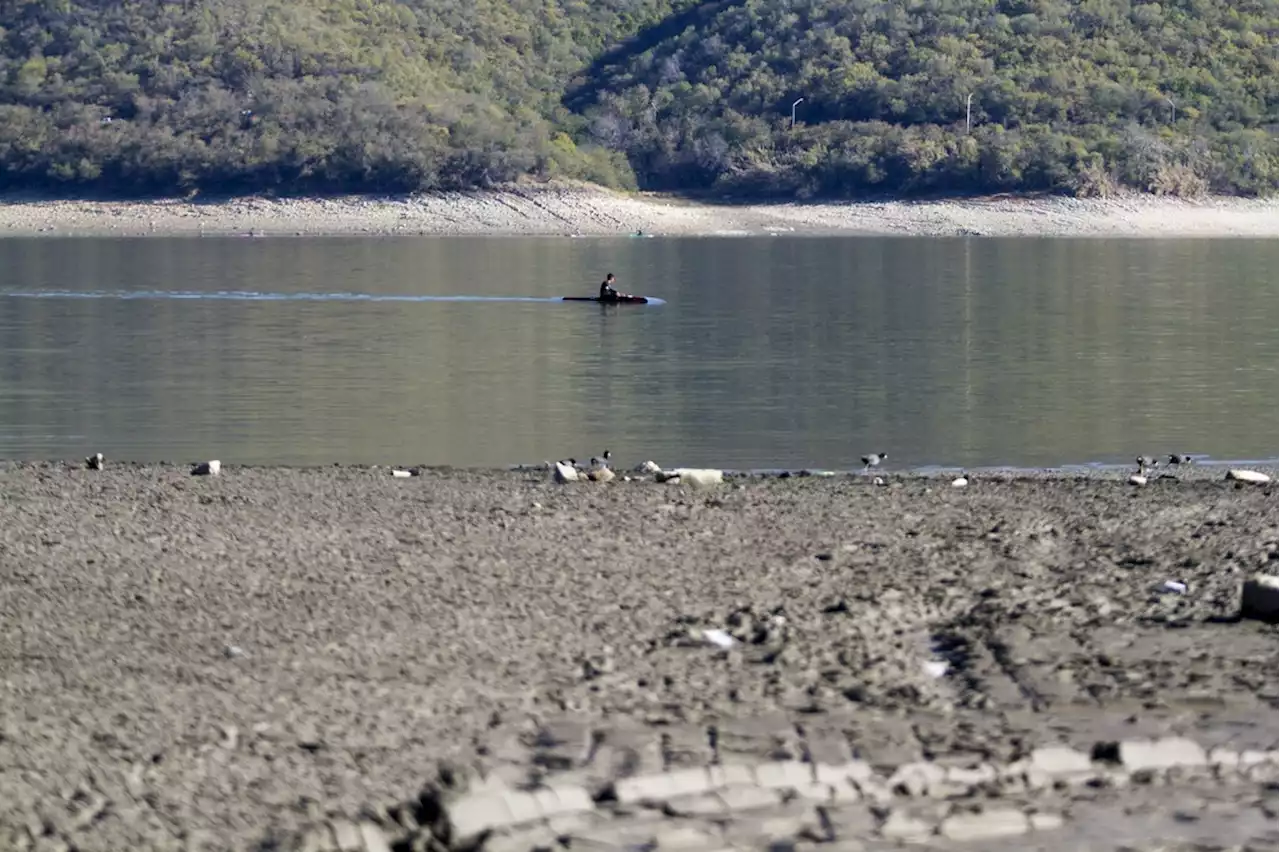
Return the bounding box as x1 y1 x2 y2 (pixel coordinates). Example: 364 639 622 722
543 451 725 487
76 449 1270 486
543 450 907 488
84 452 219 476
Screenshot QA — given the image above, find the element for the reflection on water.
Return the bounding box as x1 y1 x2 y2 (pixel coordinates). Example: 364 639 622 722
0 236 1275 469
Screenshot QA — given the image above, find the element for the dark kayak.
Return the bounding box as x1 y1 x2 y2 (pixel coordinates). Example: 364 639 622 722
562 295 650 304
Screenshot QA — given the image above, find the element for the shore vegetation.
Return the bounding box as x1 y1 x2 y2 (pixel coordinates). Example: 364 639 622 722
0 0 1275 198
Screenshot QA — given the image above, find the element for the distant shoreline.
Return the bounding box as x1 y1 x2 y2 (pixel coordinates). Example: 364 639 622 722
0 185 1276 238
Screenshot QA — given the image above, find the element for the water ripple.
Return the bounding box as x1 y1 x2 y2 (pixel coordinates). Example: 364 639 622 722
0 289 666 305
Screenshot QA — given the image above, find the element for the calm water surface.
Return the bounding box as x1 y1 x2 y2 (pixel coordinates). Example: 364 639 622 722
0 236 1275 470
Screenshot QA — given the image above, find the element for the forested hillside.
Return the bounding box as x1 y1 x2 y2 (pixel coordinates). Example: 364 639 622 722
0 0 1275 198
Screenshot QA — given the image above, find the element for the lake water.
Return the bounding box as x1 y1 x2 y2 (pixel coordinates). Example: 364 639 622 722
0 236 1275 471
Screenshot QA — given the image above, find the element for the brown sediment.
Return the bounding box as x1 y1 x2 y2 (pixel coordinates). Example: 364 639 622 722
0 462 1275 851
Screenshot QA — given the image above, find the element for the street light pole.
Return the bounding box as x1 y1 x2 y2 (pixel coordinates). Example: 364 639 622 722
791 97 804 129
965 92 974 134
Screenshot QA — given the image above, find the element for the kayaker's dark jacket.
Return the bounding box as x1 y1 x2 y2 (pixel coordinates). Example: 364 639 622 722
600 280 618 299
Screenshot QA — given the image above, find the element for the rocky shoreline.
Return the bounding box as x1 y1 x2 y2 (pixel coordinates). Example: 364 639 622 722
0 185 1276 238
0 462 1275 852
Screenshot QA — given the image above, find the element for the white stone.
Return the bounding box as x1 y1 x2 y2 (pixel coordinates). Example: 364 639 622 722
1119 737 1207 771
192 459 221 476
391 469 412 478
1207 748 1239 770
701 628 736 649
1029 812 1065 831
922 659 950 678
1030 746 1093 777
814 761 875 784
708 765 757 788
888 761 946 796
615 769 713 804
753 761 816 790
939 809 1029 841
1226 469 1271 483
669 468 723 489
880 810 934 841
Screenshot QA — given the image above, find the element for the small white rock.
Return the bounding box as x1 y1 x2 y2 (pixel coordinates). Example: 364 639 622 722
670 468 723 489
390 469 412 478
634 460 662 474
951 476 968 487
1158 580 1188 595
922 659 950 678
1226 469 1271 484
192 460 221 476
1128 474 1148 486
702 628 737 649
588 466 616 483
553 460 578 483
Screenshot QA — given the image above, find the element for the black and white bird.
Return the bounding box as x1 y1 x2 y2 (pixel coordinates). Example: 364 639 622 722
1167 453 1194 465
861 452 887 473
1135 455 1159 476
85 452 104 471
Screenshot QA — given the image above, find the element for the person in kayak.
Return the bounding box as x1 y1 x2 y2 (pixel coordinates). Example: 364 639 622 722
599 273 619 301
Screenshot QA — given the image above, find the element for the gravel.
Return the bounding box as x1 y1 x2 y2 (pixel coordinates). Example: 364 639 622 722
0 461 1275 851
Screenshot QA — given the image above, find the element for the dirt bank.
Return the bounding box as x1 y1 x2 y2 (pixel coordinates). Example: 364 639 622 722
0 462 1276 852
0 185 1276 238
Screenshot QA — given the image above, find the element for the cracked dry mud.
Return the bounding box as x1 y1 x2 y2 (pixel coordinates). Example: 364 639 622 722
0 462 1276 852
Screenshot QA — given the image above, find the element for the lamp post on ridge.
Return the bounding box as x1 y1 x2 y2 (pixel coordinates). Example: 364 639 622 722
965 92 974 134
791 97 804 129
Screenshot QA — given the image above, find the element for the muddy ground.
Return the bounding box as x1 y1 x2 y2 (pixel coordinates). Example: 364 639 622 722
1 185 1277 238
0 462 1276 852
